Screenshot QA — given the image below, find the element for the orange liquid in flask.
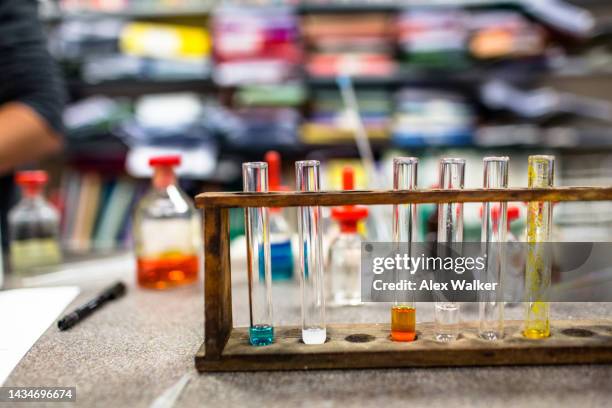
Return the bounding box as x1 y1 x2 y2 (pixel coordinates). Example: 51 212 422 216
137 252 199 289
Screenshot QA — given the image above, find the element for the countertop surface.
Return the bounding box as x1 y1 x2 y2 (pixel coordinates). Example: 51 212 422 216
5 253 612 408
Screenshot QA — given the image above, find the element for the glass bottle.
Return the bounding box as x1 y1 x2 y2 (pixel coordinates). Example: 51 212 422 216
391 157 418 342
328 167 368 306
524 155 554 339
133 155 200 289
265 151 294 281
296 160 326 345
9 171 62 273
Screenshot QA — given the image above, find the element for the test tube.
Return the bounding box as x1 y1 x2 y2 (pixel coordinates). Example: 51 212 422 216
391 157 418 342
296 160 326 345
479 157 509 340
435 158 465 342
243 162 274 346
524 155 554 339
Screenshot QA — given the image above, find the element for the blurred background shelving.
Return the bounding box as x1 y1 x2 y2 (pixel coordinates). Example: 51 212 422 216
31 0 612 253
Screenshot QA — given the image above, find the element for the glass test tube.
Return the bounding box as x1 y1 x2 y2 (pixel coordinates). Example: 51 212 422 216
435 158 465 342
296 160 326 345
391 157 418 342
524 155 554 339
243 162 274 346
479 157 509 340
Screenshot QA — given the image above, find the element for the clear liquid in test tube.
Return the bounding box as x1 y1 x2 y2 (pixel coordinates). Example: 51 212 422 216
243 162 274 346
391 157 418 342
479 157 509 340
435 158 465 342
296 160 326 345
524 155 554 339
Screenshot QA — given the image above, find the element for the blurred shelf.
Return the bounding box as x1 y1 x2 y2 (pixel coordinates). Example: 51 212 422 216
297 0 610 12
41 5 213 22
68 79 215 98
304 61 544 89
297 2 398 13
297 0 521 13
305 73 481 88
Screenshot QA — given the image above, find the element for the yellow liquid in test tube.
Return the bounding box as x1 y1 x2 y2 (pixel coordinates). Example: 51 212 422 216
524 156 554 339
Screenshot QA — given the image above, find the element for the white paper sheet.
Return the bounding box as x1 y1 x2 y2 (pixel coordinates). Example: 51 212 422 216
0 286 80 385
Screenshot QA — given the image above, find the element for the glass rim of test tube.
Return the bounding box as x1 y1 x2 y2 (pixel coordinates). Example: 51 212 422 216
483 156 510 166
440 157 466 165
242 161 274 346
391 157 418 342
295 160 326 345
479 156 509 341
296 159 321 170
528 155 555 187
435 157 465 342
393 156 418 166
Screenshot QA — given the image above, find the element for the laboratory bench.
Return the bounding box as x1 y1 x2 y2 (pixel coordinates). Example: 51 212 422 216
3 254 612 408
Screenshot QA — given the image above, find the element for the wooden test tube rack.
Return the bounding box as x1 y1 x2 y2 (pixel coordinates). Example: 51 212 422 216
195 187 612 372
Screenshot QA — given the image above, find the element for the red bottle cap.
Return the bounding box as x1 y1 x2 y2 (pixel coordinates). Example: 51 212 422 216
16 171 48 197
149 155 181 167
265 151 289 214
265 151 281 192
507 206 520 223
331 167 368 233
15 170 48 185
479 204 521 227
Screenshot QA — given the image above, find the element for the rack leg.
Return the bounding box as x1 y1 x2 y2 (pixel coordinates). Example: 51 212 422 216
203 206 233 360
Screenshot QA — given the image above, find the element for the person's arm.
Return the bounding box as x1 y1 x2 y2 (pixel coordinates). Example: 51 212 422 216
0 103 62 174
0 0 66 175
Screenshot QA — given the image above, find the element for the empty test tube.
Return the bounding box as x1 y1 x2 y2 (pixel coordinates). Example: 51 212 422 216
524 155 555 339
296 160 326 345
243 162 274 346
391 157 418 342
435 158 465 342
479 157 509 340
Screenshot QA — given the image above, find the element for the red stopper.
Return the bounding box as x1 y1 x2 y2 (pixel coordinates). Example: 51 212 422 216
149 155 181 167
16 171 48 197
266 151 289 214
149 155 180 189
342 166 354 190
16 170 48 186
479 204 521 227
507 206 520 223
265 151 281 192
331 167 368 233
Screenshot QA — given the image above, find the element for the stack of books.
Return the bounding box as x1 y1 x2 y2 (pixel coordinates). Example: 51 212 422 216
59 171 145 252
301 12 397 78
59 0 208 13
301 89 392 144
391 88 474 147
468 10 546 60
212 6 301 86
49 19 212 83
397 8 469 69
